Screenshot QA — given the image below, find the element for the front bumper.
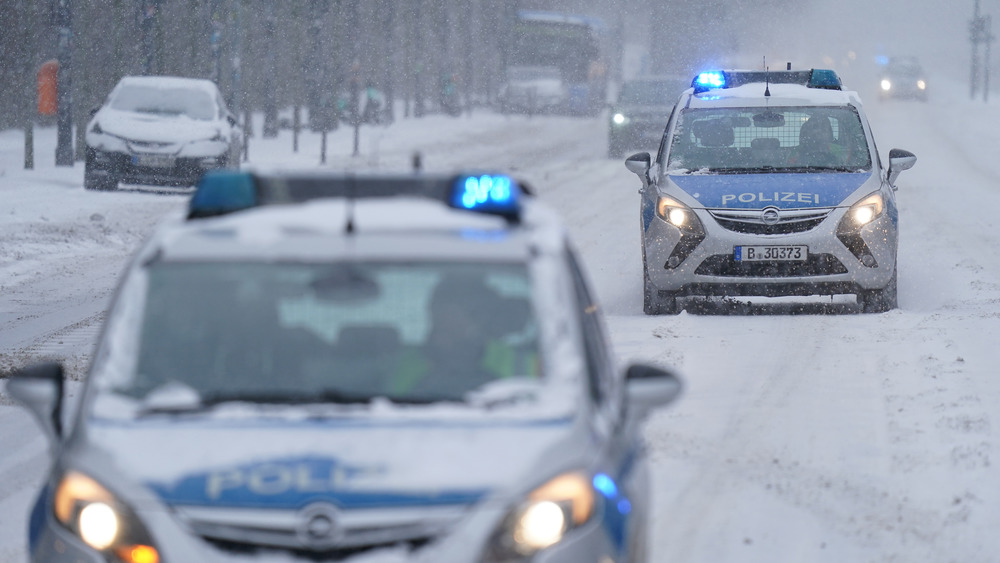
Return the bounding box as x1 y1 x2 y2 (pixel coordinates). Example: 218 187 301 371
86 146 229 188
643 205 897 298
610 121 664 148
30 494 631 563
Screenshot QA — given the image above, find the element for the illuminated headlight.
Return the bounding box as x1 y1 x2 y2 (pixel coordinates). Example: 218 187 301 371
847 192 884 227
486 472 595 559
612 113 627 125
53 471 160 563
917 80 926 90
881 79 892 91
656 196 702 231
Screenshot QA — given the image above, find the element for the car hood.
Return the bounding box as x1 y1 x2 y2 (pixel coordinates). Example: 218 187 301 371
85 415 578 510
668 172 875 210
93 108 223 144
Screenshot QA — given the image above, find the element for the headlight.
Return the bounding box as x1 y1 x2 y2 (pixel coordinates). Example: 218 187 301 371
486 472 596 559
612 113 626 125
656 196 701 230
53 471 160 563
881 79 892 91
917 80 926 90
846 192 884 228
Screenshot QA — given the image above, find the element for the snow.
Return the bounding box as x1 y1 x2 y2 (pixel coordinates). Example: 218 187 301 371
3 74 1000 563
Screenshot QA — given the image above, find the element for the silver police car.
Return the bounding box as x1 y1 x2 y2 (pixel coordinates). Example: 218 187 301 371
9 171 681 562
625 69 917 314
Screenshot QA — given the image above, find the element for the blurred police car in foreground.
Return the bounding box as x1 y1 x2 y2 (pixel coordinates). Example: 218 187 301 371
84 76 243 191
9 170 681 562
625 68 916 314
608 75 689 158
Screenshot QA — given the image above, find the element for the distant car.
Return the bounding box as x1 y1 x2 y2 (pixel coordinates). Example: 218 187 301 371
608 75 689 158
84 76 242 191
9 170 682 563
879 57 928 101
625 68 917 314
499 65 569 114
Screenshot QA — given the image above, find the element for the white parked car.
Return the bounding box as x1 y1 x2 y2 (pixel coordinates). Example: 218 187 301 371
84 76 242 190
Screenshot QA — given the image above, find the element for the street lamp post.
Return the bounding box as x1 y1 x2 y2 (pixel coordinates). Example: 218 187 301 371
54 0 74 166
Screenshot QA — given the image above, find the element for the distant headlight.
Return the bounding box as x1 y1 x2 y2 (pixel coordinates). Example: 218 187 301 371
612 113 626 125
881 79 892 91
485 471 596 559
917 80 927 90
53 471 161 563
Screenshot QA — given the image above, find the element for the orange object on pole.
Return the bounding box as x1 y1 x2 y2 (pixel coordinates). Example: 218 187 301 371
38 60 59 116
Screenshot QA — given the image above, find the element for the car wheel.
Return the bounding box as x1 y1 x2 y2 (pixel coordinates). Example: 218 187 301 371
643 264 679 315
858 267 898 313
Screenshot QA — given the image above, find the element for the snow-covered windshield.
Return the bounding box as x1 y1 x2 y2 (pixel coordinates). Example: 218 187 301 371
666 106 872 172
121 261 540 407
109 84 217 120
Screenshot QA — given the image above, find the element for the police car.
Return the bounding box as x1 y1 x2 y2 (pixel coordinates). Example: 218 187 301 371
624 68 917 314
8 170 681 562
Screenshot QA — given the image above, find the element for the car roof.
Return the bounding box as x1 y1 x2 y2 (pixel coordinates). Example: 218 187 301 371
116 75 220 95
683 82 863 109
147 171 568 264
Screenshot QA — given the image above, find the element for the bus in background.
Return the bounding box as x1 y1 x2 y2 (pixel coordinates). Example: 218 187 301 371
499 10 608 116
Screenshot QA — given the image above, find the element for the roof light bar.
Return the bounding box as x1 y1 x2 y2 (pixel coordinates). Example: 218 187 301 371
187 172 525 222
691 68 843 94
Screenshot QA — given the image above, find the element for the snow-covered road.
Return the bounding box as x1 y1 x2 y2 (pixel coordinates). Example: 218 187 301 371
2 83 1000 562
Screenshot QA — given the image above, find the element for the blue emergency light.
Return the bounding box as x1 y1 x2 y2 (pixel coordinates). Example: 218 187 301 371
451 174 520 219
188 171 257 218
693 71 727 93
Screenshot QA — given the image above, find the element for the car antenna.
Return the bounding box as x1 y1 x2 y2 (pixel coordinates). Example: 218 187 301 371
345 178 356 235
764 56 771 98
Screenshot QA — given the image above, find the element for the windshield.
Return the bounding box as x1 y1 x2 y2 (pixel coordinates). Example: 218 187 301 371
618 79 687 105
110 84 217 120
119 261 540 407
666 106 872 173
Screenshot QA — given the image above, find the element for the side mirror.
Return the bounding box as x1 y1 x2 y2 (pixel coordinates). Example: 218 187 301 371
88 106 101 117
5 362 64 444
625 363 682 421
624 151 653 186
226 114 238 127
886 148 916 188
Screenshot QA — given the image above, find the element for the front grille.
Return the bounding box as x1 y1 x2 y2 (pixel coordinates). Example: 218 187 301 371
709 208 831 235
176 504 463 554
695 253 848 277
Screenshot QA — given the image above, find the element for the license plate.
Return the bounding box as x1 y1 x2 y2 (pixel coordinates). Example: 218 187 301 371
132 154 175 168
735 245 808 262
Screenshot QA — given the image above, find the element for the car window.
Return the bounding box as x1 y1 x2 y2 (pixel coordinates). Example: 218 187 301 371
110 84 217 121
666 106 872 172
565 250 612 405
123 261 540 405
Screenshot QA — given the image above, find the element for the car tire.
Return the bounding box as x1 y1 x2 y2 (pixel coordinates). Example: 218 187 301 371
643 264 680 315
84 164 117 191
858 267 898 313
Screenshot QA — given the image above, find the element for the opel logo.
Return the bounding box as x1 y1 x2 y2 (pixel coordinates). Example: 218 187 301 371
761 206 781 225
296 502 342 549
